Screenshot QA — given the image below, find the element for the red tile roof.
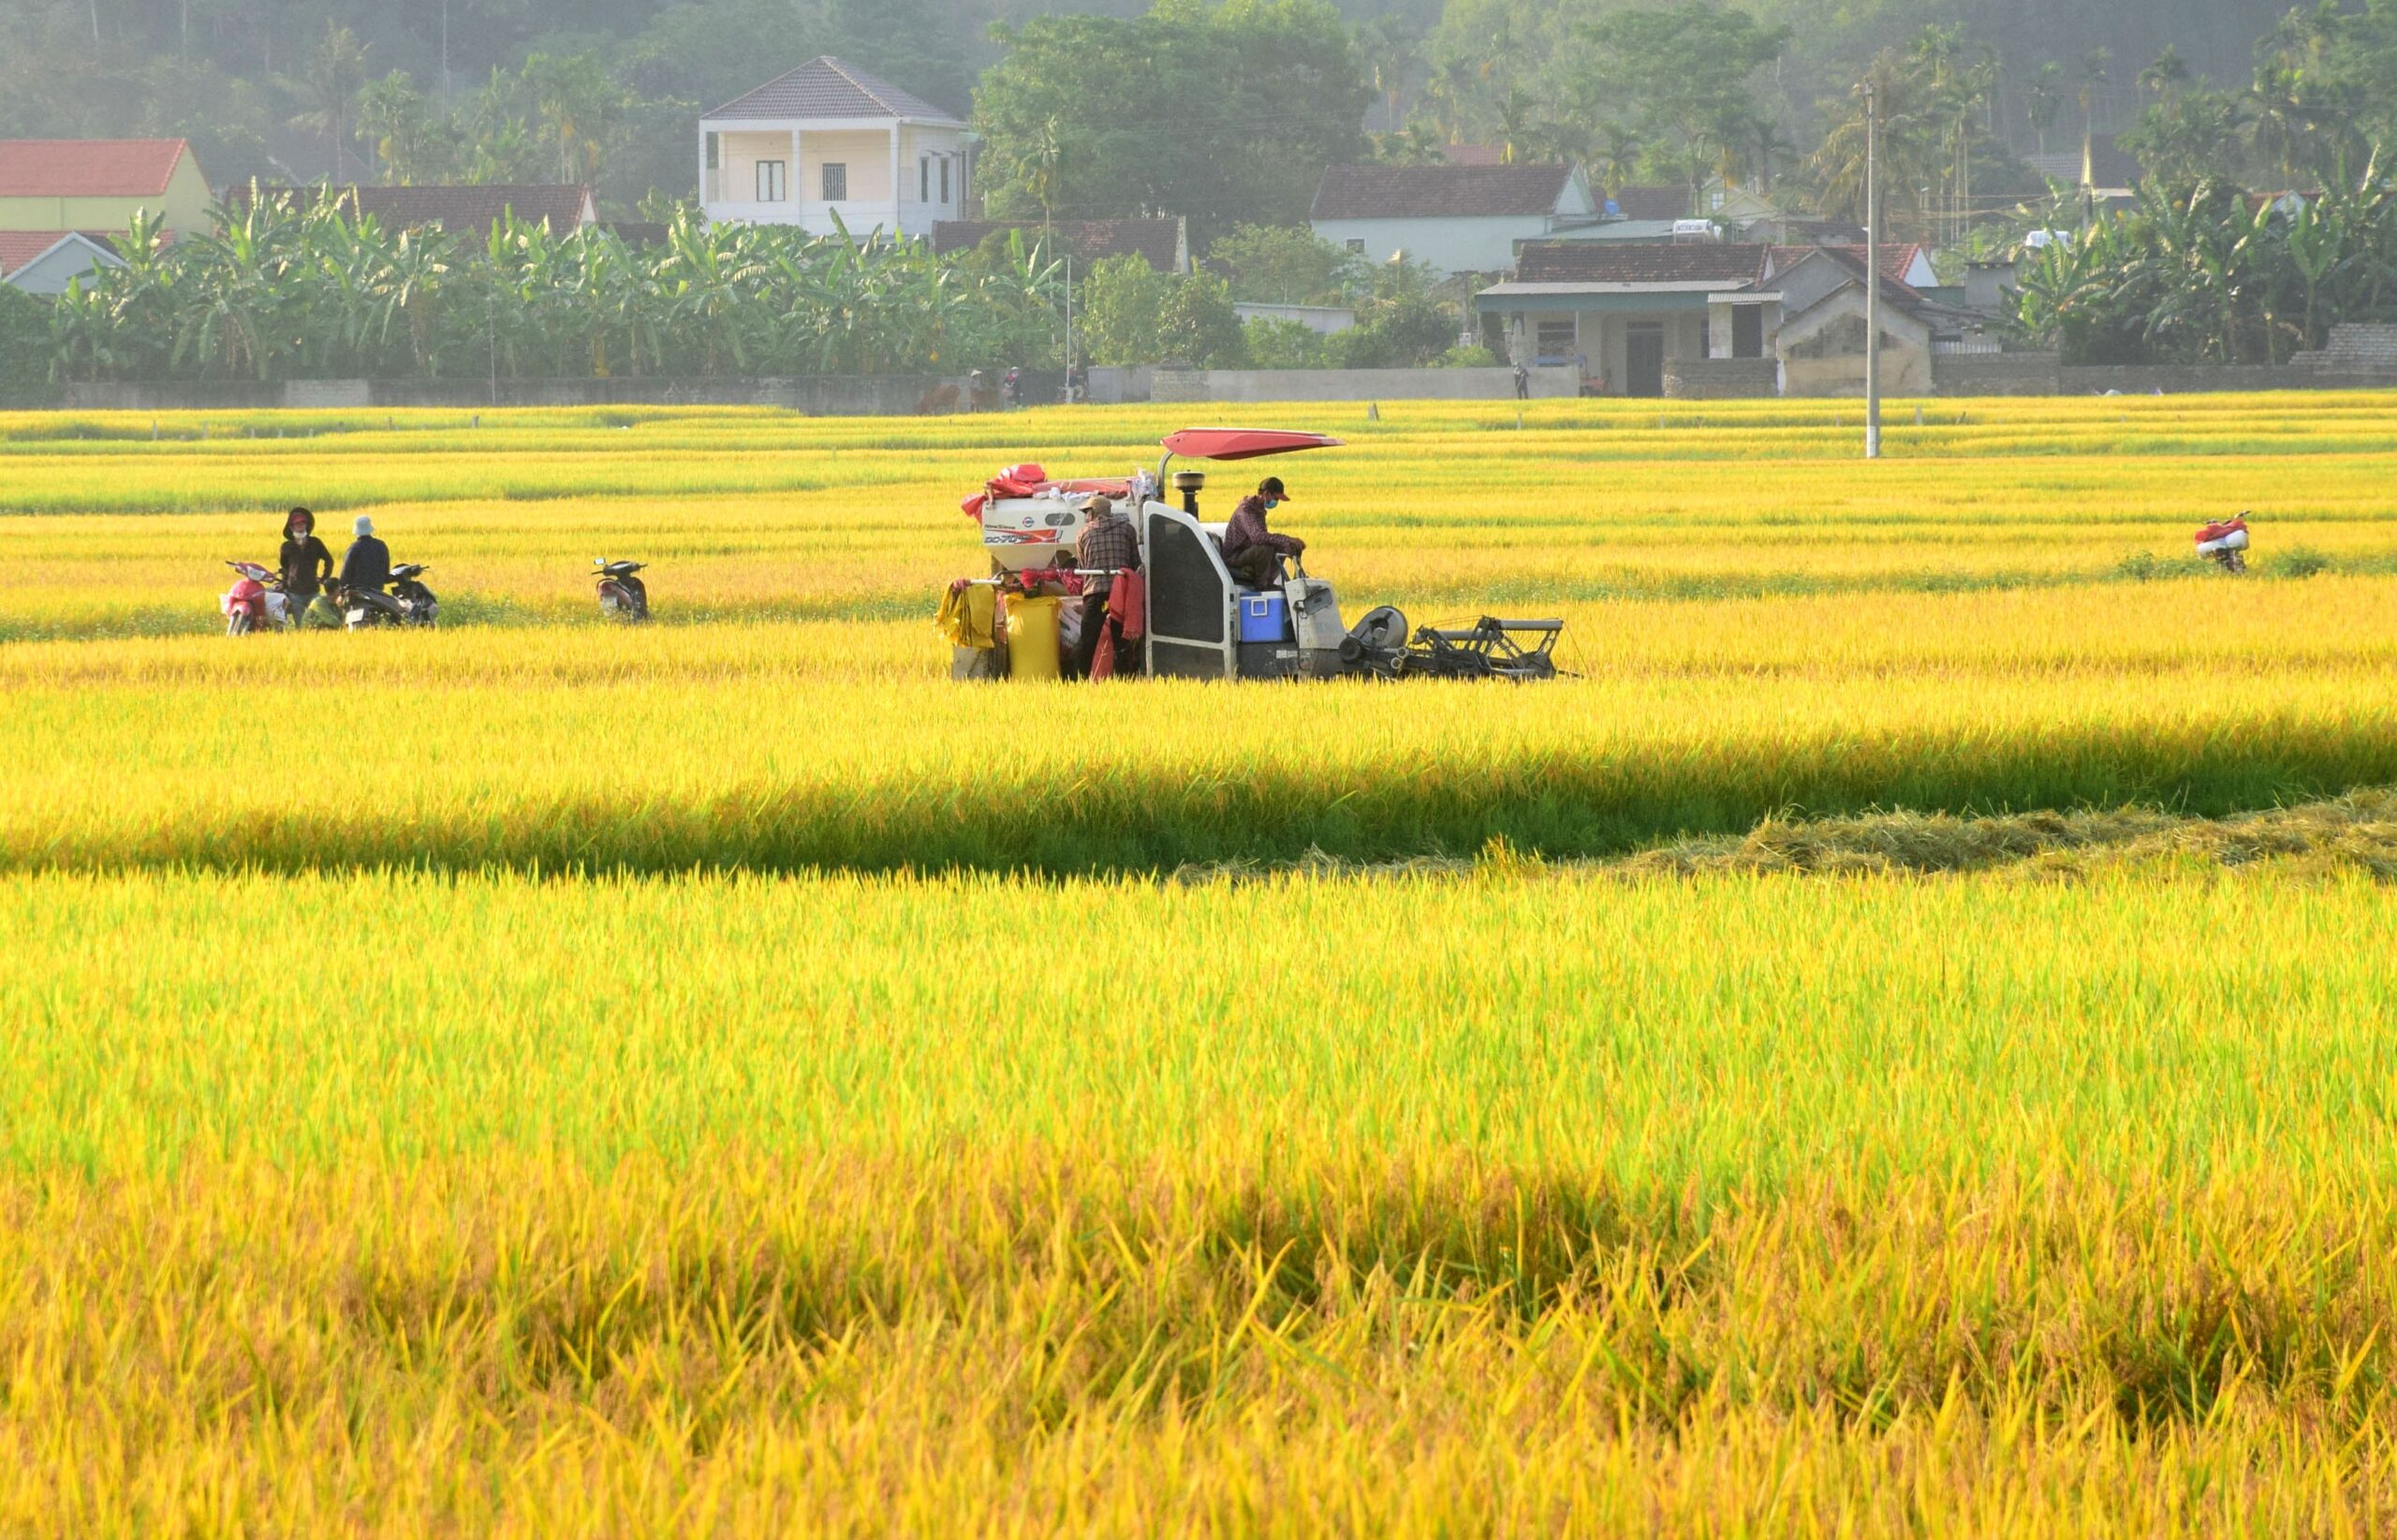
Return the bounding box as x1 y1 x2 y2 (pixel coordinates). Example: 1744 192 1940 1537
1513 242 1768 285
933 218 1182 271
1312 163 1575 221
1760 244 1931 314
0 139 189 198
0 230 118 277
1772 242 1926 289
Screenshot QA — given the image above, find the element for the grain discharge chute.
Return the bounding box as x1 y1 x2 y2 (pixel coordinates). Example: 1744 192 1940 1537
946 427 1564 682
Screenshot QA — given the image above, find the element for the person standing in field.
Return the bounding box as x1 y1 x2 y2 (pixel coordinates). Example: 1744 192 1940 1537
1073 496 1139 678
1513 360 1530 400
340 514 391 594
278 506 332 622
1222 476 1305 589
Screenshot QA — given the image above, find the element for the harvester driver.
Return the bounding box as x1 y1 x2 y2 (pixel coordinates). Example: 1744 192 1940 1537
1223 476 1305 589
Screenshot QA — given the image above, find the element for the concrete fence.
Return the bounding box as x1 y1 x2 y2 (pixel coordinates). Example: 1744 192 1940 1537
41 330 2397 414
1148 365 1575 403
62 374 985 415
1664 359 1780 400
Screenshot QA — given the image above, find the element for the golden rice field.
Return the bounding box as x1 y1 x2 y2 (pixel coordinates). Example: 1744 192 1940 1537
7 395 2397 1534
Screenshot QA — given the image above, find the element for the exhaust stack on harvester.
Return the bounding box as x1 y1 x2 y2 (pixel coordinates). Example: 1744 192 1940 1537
948 427 1564 682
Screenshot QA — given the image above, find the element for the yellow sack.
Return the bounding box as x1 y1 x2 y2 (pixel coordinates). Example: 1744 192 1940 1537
935 582 998 649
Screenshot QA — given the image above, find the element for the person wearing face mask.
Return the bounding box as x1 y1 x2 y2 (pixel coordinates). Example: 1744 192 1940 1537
278 506 333 622
1221 476 1305 590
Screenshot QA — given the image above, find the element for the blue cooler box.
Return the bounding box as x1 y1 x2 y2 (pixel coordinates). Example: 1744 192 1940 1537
1238 593 1288 642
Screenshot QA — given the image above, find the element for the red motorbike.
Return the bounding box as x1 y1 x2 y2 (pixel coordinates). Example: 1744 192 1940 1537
594 558 650 622
220 561 289 635
2196 515 2250 574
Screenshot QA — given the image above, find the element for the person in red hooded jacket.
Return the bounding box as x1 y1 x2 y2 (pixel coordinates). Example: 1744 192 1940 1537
277 506 333 620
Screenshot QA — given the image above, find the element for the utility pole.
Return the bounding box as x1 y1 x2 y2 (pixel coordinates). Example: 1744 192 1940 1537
1063 253 1074 402
1864 77 1882 461
442 0 453 109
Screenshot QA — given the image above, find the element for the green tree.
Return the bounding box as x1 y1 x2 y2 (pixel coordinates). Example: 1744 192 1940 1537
1580 4 1789 194
1243 315 1333 368
521 51 625 185
1336 291 1455 367
1076 254 1169 364
2120 85 2249 186
0 283 53 404
2026 62 2065 157
1155 269 1246 366
355 71 460 184
974 0 1372 242
1206 224 1362 304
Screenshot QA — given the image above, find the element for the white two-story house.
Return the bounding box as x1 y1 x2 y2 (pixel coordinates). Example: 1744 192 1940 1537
699 57 969 240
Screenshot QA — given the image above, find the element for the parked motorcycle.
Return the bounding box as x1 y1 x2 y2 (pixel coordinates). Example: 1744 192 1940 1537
341 563 439 628
594 558 650 622
220 561 290 635
2196 514 2251 574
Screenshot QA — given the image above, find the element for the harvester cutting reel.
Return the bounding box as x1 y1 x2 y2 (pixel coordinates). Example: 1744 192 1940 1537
1338 607 1567 682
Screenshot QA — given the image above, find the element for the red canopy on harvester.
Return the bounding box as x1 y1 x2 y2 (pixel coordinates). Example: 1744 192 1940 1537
1160 428 1344 461
960 429 1341 518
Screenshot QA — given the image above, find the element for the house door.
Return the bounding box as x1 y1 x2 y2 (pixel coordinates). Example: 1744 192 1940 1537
1625 324 1666 397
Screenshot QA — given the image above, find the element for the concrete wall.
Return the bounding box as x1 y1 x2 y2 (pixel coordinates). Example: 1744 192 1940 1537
1665 359 1779 399
63 375 985 415
1234 302 1356 335
2059 363 2314 394
1149 365 1577 403
2308 323 2397 376
1931 352 2062 396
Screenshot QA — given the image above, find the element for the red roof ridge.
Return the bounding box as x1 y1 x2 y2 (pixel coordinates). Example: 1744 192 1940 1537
0 138 189 198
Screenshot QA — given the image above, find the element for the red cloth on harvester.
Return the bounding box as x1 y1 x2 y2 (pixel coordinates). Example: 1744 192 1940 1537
1015 566 1083 595
1088 567 1147 682
1109 568 1146 642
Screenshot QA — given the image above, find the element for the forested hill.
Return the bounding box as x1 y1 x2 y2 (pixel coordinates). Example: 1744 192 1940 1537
0 0 2318 213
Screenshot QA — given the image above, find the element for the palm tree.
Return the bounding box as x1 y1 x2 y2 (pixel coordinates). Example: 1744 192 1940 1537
356 72 435 185
2077 48 2110 187
1810 52 1946 238
2027 62 2064 157
1590 122 1643 196
521 52 624 186
284 24 371 182
1354 18 1418 133
2139 46 2190 100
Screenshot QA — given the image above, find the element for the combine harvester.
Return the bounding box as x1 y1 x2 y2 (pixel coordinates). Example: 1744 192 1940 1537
952 427 1564 682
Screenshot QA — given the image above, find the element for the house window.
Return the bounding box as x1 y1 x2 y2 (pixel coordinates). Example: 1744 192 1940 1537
1534 319 1577 360
821 163 847 201
756 159 786 202
705 132 719 170
1344 238 1366 254
939 157 950 203
920 156 930 202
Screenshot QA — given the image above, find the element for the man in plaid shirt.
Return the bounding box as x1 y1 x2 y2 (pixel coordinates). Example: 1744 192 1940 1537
1073 496 1140 677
